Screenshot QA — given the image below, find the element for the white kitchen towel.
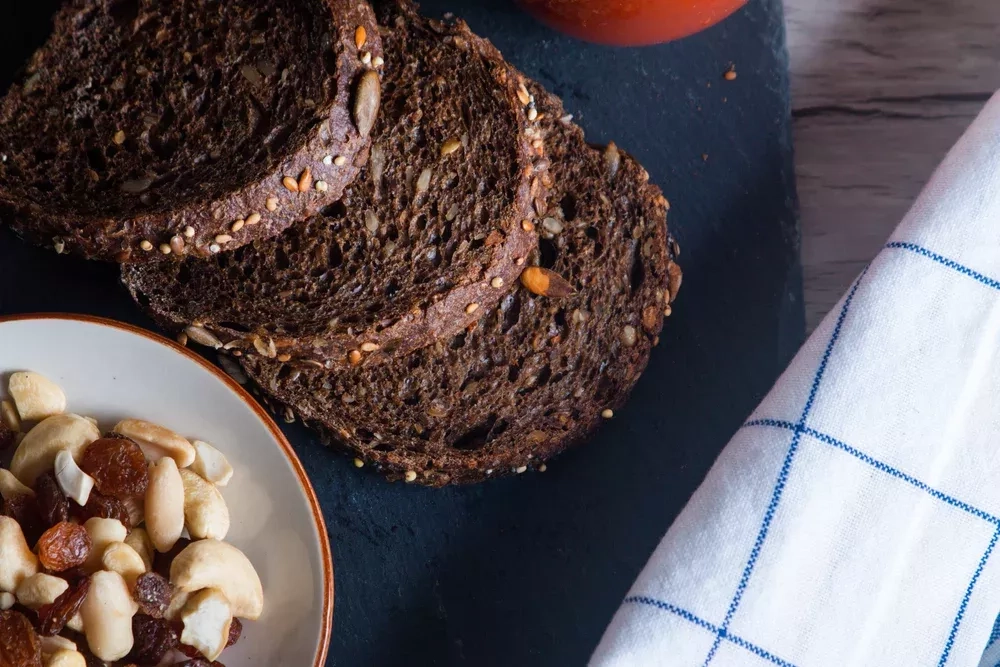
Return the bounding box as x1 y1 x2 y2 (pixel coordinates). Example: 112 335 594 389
591 91 1000 667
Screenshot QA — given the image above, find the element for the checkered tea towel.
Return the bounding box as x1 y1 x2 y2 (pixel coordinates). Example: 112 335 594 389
591 92 1000 667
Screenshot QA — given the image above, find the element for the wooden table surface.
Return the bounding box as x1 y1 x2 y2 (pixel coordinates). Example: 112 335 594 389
786 0 1000 329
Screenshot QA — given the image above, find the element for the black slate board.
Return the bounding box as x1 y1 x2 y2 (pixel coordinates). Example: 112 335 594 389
0 1 803 664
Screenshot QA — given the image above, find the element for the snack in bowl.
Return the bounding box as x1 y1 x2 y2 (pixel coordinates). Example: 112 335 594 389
0 371 262 665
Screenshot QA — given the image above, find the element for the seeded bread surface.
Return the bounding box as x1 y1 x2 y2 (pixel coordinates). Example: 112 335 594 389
123 0 539 363
0 0 380 262
241 81 680 486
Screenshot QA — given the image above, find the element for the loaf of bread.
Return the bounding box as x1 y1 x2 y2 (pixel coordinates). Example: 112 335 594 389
0 0 380 262
123 0 541 364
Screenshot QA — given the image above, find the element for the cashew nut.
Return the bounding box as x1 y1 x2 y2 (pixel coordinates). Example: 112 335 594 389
123 528 153 573
170 539 264 620
1 398 20 432
54 449 95 506
179 587 233 661
83 518 128 573
0 592 14 610
112 419 195 467
66 613 84 633
0 515 38 593
165 589 192 621
80 570 137 662
146 457 185 553
8 371 66 422
9 414 100 486
179 468 230 540
0 468 34 501
101 542 146 587
189 440 233 486
40 634 77 655
44 650 86 667
16 572 68 609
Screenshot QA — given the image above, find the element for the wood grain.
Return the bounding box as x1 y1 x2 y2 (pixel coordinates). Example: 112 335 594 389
786 0 1000 328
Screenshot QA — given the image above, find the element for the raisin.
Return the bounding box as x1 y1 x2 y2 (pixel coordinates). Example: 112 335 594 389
127 614 178 665
57 567 88 585
0 422 14 452
178 643 202 658
153 538 191 578
36 522 91 572
37 576 90 637
78 491 132 531
133 572 172 619
225 617 242 648
0 610 41 667
1 493 44 547
34 473 69 527
80 437 149 499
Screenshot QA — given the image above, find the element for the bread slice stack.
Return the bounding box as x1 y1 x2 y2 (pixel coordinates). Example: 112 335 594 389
3 0 680 485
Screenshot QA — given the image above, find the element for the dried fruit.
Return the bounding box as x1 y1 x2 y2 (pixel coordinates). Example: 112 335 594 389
225 617 242 648
178 642 202 659
153 538 191 579
78 492 131 532
1 493 43 547
0 422 14 452
133 573 172 619
0 610 41 666
127 614 178 665
37 577 90 636
353 70 380 137
36 522 91 572
34 473 69 527
519 266 574 298
79 437 149 499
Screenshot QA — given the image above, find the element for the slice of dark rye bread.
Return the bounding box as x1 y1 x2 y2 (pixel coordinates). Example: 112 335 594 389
122 0 540 364
0 0 380 262
240 81 681 486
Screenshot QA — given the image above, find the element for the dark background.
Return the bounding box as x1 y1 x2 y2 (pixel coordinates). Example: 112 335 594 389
0 0 803 664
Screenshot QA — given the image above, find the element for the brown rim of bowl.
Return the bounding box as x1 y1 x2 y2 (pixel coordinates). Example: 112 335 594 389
0 312 334 667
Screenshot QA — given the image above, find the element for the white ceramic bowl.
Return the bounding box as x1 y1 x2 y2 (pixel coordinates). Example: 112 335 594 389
0 314 333 666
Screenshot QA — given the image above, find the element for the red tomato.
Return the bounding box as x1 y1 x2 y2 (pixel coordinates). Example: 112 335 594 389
520 0 747 45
